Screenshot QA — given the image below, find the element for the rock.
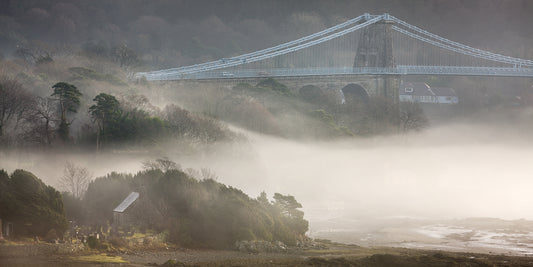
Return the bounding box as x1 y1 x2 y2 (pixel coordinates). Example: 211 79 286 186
235 240 287 253
274 241 287 250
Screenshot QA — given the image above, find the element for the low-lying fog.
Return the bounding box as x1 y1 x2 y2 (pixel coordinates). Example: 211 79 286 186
207 123 533 222
3 123 533 223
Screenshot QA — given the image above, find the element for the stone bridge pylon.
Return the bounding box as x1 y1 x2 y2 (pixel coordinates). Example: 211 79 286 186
353 15 397 102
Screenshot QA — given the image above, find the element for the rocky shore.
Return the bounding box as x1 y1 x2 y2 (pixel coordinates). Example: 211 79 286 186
3 240 533 266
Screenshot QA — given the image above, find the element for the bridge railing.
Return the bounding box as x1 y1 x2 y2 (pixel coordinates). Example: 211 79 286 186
139 66 533 81
397 65 533 76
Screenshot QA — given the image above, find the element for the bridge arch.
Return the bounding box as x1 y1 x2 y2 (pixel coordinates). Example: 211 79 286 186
341 83 369 104
299 85 328 105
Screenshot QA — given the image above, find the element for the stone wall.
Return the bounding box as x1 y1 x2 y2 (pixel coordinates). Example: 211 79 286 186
174 74 400 104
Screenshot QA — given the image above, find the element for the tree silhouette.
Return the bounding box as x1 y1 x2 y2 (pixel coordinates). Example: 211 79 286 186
59 161 93 199
0 77 33 140
111 44 139 69
51 82 81 142
89 93 121 150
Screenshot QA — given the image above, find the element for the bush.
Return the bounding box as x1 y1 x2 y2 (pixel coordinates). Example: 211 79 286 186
0 169 68 238
256 78 291 95
86 235 98 249
109 237 128 248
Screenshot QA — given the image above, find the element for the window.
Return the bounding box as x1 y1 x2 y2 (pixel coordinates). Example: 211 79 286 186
405 87 413 93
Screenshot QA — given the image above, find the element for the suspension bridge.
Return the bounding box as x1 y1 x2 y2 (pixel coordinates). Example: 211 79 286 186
135 13 533 81
134 13 533 101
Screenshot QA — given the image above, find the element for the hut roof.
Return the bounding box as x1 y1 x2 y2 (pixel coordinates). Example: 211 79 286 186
113 192 139 213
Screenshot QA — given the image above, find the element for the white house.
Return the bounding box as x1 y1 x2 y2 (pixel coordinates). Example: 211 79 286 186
431 87 459 104
399 81 458 104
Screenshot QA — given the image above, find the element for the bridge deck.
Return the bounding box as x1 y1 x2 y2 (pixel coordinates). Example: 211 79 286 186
139 66 533 81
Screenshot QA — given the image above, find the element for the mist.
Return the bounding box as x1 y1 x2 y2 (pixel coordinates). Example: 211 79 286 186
191 124 532 222
4 121 533 223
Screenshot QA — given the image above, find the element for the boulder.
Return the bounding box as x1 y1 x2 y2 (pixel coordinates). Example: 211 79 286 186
235 240 287 253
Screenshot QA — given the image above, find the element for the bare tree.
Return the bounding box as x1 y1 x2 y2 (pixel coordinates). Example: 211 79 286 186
119 93 159 115
111 43 139 69
200 168 218 180
0 76 34 140
59 161 93 199
25 97 58 145
14 42 54 64
142 157 180 172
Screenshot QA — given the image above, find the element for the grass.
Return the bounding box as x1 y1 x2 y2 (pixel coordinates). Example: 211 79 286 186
72 253 128 263
0 240 20 246
0 237 35 245
130 232 148 239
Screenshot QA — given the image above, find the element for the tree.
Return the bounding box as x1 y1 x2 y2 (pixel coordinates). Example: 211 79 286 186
111 43 139 69
59 161 93 199
61 192 85 224
88 93 121 150
273 193 303 219
0 77 33 140
257 191 269 206
26 97 58 145
84 172 133 225
106 108 167 145
14 41 55 64
162 104 229 143
51 82 82 142
3 169 68 237
273 193 308 237
359 96 400 135
0 170 14 220
120 94 158 114
142 157 180 172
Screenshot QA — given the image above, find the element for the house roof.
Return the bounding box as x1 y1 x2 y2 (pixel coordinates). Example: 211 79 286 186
431 87 457 97
113 192 139 213
399 82 434 96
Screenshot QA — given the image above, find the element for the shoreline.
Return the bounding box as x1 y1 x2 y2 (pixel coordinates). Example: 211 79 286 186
3 241 533 266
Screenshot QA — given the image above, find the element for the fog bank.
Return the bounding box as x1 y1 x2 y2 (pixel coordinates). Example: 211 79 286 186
196 123 533 221
2 123 533 222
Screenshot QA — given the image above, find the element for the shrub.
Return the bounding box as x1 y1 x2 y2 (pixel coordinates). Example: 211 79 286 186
0 169 68 238
256 78 291 95
86 235 98 249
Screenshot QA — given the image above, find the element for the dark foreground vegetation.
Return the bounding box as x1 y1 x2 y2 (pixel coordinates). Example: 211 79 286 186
1 166 308 250
0 169 68 238
3 170 533 266
81 168 309 248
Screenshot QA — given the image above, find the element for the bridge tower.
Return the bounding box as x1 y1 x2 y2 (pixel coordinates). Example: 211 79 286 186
354 14 398 102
